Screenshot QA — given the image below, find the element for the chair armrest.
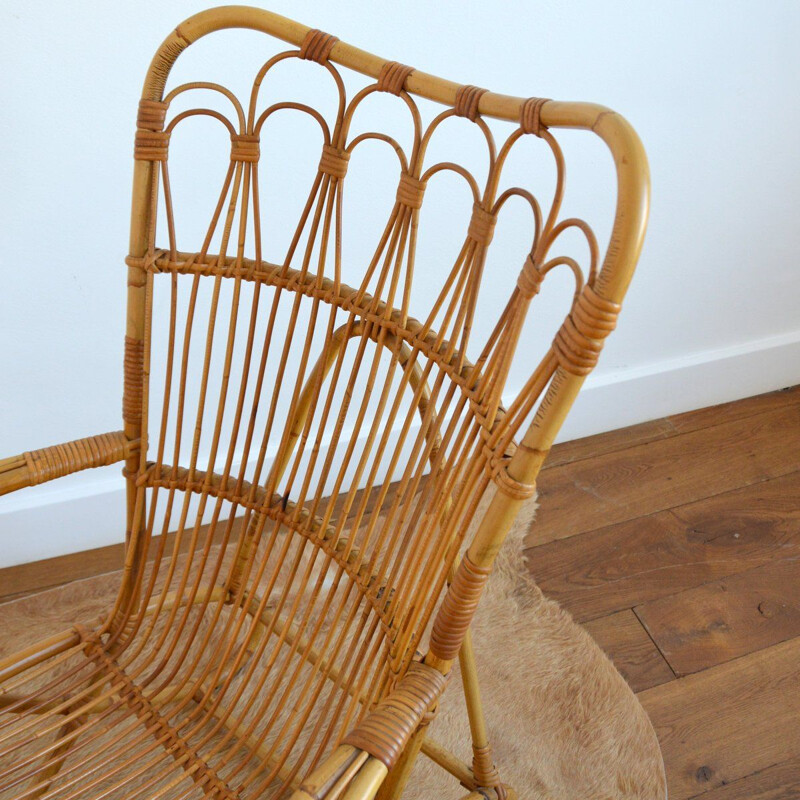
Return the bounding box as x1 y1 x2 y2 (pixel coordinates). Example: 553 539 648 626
0 431 138 497
291 662 447 800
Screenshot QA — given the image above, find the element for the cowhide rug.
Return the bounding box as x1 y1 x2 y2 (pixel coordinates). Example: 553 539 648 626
0 496 665 799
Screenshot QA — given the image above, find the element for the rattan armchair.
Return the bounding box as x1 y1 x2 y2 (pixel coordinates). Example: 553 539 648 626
0 7 649 800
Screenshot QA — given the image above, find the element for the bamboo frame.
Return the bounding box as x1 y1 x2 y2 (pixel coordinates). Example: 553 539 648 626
0 6 648 800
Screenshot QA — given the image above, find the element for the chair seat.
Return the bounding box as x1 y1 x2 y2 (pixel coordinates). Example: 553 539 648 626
0 586 368 800
2 634 235 799
2 632 291 800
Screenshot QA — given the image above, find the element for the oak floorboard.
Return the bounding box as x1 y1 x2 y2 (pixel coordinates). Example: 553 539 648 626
545 385 798 471
528 403 800 547
545 418 675 469
635 557 800 676
0 518 244 603
638 637 800 800
667 385 799 436
526 470 800 622
0 541 126 602
582 609 674 692
685 759 800 800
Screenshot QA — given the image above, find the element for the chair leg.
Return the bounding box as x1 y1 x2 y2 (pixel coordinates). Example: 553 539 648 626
459 629 507 799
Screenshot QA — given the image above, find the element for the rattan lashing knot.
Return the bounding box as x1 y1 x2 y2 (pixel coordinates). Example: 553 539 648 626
483 444 537 500
230 133 260 163
125 253 148 287
342 663 447 768
137 99 168 131
24 432 129 486
517 253 545 298
473 744 503 792
520 96 550 137
454 84 488 121
123 336 145 425
377 61 415 95
469 396 494 429
299 28 338 63
493 461 537 500
134 130 170 161
552 284 621 375
318 144 350 178
396 172 426 209
467 203 497 246
134 99 169 160
126 248 168 277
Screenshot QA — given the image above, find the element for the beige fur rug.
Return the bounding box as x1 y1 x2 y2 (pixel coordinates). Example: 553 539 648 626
0 499 665 800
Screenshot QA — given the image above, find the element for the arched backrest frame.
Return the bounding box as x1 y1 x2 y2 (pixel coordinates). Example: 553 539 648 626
120 5 650 668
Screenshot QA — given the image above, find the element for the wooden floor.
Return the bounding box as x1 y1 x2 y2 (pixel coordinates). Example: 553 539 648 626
528 385 800 800
1 386 799 798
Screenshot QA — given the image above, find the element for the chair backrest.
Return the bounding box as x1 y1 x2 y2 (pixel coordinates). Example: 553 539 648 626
111 7 648 787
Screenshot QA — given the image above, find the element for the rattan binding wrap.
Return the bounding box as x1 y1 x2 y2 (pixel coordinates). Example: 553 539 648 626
429 556 492 661
343 663 447 768
21 432 133 487
553 285 621 375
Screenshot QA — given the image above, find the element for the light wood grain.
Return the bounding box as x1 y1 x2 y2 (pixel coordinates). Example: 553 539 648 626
686 759 800 800
544 386 799 471
668 386 799 436
527 469 800 622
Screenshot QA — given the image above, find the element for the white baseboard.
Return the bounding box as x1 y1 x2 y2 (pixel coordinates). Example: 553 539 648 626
2 330 798 569
559 329 800 441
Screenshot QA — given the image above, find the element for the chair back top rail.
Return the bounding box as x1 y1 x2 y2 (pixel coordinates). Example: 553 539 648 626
139 5 649 307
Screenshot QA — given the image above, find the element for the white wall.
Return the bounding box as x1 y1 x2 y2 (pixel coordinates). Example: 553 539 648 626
1 0 799 567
